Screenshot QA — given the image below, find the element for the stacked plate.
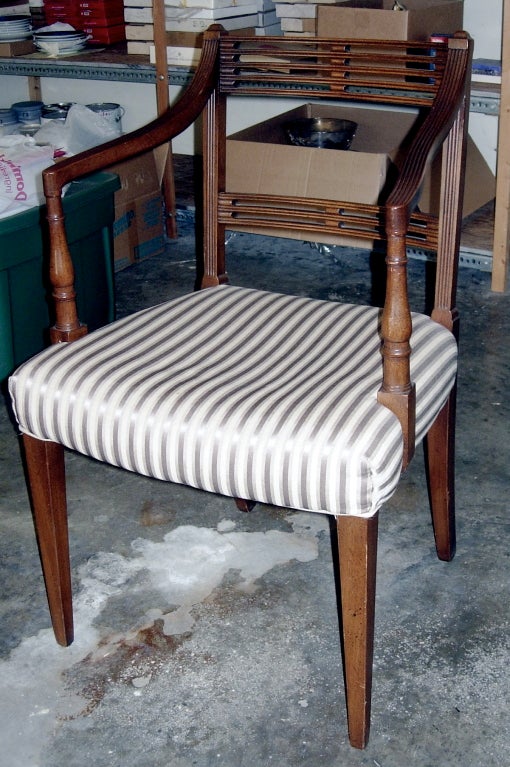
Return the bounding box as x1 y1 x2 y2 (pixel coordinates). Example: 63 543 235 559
33 29 89 55
0 15 32 42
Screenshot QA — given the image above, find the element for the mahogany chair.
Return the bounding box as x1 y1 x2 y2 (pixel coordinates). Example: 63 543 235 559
8 28 472 748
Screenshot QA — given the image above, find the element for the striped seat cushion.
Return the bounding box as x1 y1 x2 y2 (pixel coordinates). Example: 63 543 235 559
8 285 457 517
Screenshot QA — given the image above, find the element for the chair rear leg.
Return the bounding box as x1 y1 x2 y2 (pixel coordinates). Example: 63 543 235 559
234 498 257 512
335 512 378 749
424 386 456 562
22 434 74 646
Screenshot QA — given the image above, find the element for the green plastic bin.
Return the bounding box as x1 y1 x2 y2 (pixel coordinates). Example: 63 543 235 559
0 171 120 380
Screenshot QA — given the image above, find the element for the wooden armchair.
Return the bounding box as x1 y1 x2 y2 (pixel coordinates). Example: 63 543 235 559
8 28 472 748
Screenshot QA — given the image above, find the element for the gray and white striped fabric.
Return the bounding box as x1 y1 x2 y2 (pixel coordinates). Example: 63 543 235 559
9 285 457 517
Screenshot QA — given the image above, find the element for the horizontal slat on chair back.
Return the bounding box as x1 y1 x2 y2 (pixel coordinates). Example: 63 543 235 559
219 36 449 107
217 196 439 250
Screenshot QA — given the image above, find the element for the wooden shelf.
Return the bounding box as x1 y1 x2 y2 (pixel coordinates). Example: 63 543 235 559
0 44 192 86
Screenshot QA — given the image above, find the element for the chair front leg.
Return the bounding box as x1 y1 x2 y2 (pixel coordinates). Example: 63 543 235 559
22 434 73 646
335 512 378 749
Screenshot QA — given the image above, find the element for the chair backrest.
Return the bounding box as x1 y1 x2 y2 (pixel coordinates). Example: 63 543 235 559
41 27 473 466
202 30 471 282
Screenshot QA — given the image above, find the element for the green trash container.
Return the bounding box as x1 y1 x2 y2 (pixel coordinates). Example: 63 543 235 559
0 171 120 380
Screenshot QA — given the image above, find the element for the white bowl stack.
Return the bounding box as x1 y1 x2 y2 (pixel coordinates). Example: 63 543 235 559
33 28 88 54
0 14 32 42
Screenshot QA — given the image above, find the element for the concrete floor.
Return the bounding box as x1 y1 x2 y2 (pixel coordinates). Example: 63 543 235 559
1 211 509 766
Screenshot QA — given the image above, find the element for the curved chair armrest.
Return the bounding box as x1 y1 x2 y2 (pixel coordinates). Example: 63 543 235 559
43 26 222 344
43 27 222 197
378 33 472 465
385 33 472 219
378 33 473 468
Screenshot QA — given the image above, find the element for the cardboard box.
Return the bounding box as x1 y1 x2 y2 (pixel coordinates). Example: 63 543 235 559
420 135 495 218
226 103 494 247
227 103 418 246
317 0 464 41
0 39 35 56
109 151 165 270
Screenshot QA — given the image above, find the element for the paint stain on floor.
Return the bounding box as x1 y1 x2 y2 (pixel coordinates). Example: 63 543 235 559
0 514 323 766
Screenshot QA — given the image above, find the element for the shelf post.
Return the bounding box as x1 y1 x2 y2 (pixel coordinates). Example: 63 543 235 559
153 0 178 239
491 0 510 291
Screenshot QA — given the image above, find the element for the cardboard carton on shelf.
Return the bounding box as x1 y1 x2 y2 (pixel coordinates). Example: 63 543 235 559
317 0 464 41
109 150 165 270
226 102 495 248
125 22 154 41
0 39 35 56
148 30 204 65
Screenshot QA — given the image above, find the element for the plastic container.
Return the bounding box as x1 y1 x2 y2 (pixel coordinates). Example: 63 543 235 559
0 108 18 136
41 102 74 123
86 102 124 135
11 100 44 126
0 171 120 379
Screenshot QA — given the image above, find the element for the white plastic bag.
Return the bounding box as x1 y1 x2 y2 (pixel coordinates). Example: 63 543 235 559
0 138 55 219
33 104 121 157
64 104 120 153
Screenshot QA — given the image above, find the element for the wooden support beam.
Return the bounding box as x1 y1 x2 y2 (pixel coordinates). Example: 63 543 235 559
28 75 41 101
153 0 178 239
491 0 510 291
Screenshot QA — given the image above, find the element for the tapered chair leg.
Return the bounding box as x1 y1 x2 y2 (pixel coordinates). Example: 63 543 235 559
335 512 378 749
424 386 456 562
22 434 74 646
234 498 257 512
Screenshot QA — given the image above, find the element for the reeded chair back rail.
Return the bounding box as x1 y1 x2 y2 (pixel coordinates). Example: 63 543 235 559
13 27 473 751
219 37 448 101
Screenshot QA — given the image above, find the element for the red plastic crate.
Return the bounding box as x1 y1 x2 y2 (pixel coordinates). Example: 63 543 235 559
44 0 81 25
44 9 82 26
82 23 125 44
44 0 79 10
78 0 124 11
79 10 124 25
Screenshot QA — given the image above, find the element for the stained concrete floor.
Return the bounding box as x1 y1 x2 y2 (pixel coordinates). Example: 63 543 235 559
1 208 509 766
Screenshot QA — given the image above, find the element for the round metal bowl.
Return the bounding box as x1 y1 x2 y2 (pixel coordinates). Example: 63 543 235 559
284 117 358 150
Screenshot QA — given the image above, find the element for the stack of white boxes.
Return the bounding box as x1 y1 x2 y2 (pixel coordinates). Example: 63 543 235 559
1 0 30 14
125 0 157 55
274 0 337 36
125 0 281 61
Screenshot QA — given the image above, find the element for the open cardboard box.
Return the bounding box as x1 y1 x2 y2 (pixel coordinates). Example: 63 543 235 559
226 103 494 247
317 0 464 41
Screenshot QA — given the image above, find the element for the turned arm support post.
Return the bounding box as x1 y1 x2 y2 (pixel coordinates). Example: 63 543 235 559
45 192 88 344
377 204 416 468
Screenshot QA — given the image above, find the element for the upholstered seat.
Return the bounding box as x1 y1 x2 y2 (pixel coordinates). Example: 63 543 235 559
10 285 456 517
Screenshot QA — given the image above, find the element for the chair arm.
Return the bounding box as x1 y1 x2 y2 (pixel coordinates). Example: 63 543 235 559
43 27 222 196
378 33 472 466
43 27 222 344
385 33 472 216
